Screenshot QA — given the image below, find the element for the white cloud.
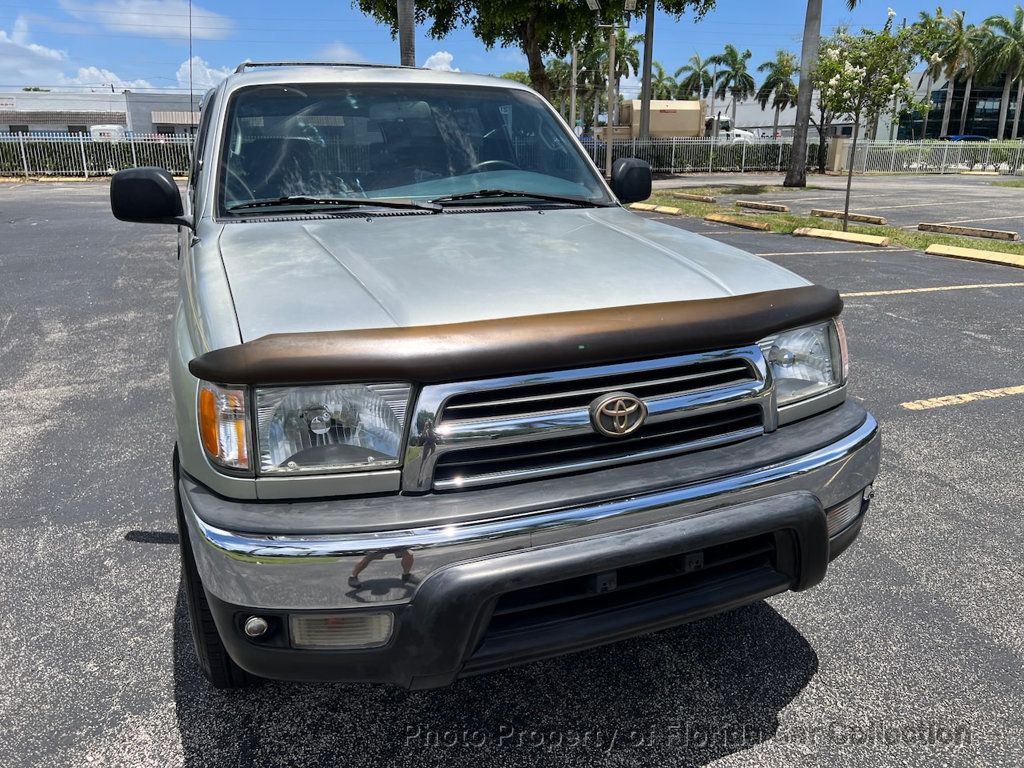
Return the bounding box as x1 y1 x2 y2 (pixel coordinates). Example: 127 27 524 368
320 42 365 63
59 0 234 40
59 66 152 89
0 16 150 90
423 51 459 72
175 56 230 90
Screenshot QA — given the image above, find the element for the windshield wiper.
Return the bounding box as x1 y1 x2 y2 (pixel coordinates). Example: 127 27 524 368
227 196 442 213
429 189 609 208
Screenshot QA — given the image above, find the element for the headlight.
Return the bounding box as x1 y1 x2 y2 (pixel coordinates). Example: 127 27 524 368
255 384 411 475
197 382 250 470
760 320 847 407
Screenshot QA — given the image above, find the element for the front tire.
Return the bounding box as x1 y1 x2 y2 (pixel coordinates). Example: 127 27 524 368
174 449 258 689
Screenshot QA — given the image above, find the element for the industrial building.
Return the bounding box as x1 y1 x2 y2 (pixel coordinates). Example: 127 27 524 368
0 90 199 135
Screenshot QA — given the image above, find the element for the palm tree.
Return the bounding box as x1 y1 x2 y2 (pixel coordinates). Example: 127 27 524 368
675 53 713 98
937 10 981 137
711 44 755 127
649 61 678 100
545 58 572 116
785 0 861 188
912 8 946 139
675 53 715 130
609 28 644 124
948 14 985 135
756 50 799 137
984 7 1024 140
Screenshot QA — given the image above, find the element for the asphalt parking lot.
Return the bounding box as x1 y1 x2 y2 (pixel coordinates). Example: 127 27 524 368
656 171 1024 237
2 180 1023 767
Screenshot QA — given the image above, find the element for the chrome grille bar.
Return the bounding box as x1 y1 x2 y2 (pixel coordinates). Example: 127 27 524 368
402 345 775 492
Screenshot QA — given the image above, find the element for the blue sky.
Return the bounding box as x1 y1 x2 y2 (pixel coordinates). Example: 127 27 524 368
0 0 1012 93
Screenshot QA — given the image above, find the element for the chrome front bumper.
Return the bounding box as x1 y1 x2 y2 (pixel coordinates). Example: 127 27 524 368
181 408 880 611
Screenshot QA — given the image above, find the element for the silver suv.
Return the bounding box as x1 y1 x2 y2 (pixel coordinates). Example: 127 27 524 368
110 63 879 689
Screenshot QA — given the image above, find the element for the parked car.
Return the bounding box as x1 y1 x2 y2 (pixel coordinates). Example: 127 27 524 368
111 62 880 689
941 134 991 142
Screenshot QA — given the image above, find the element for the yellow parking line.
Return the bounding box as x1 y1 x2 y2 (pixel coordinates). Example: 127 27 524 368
901 385 1024 411
844 282 1024 297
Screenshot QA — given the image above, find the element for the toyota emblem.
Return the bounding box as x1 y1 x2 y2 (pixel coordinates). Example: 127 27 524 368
589 392 648 437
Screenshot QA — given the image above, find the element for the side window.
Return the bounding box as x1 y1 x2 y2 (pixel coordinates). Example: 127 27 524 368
189 91 217 212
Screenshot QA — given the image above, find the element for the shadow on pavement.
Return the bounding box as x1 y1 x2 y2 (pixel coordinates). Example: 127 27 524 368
173 585 817 767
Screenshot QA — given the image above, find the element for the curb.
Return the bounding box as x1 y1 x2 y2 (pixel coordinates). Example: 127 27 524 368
704 213 771 231
793 227 890 247
810 209 887 226
924 243 1024 269
918 222 1020 242
736 200 789 212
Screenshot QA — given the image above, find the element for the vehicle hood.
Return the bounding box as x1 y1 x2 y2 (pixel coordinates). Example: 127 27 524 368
216 207 808 340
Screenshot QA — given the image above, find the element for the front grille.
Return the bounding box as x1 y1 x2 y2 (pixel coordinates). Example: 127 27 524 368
433 405 763 487
440 357 754 422
403 346 772 492
485 533 777 636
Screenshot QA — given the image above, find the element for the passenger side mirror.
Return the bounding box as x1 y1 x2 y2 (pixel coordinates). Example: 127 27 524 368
110 167 191 228
610 158 652 204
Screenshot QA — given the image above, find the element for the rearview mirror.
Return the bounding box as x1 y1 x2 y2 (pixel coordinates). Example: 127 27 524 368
610 158 652 204
110 167 191 228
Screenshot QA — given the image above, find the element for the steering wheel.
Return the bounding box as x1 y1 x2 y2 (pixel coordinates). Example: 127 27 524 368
468 159 520 174
225 166 256 202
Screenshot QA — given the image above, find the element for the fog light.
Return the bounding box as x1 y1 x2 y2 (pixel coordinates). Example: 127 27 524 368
290 612 394 649
244 616 269 638
825 493 864 536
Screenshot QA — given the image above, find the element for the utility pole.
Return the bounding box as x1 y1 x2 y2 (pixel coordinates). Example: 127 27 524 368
605 25 616 178
570 46 578 134
638 0 655 139
397 0 416 66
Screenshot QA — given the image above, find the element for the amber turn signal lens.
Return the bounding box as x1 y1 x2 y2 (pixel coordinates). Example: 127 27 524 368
197 382 250 470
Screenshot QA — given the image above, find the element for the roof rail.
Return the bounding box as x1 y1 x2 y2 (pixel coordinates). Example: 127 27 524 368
233 61 418 74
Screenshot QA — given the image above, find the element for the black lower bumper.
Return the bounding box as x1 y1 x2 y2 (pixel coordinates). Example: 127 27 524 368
205 490 855 689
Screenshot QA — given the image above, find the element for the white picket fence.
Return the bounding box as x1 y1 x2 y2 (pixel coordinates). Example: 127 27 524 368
847 139 1024 175
5 131 1024 178
0 132 192 178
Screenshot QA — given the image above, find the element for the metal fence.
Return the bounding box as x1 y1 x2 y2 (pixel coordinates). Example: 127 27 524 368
9 131 1022 179
847 139 1024 175
0 132 192 178
579 137 824 174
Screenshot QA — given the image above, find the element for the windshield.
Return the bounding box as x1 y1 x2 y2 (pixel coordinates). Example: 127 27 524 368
217 83 612 213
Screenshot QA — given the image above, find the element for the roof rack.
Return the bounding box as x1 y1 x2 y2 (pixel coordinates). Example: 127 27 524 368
234 61 418 74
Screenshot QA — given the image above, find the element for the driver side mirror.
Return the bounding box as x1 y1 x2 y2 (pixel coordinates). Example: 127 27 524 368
110 167 191 228
610 158 652 204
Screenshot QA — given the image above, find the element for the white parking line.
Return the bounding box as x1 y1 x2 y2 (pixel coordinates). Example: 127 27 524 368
844 282 1024 297
755 248 916 256
940 214 1024 225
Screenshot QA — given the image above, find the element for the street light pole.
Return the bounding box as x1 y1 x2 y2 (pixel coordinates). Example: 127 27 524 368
570 46 578 133
605 25 616 178
638 0 655 139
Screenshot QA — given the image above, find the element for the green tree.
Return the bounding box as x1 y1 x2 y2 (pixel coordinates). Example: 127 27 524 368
756 49 799 137
500 71 531 85
710 44 755 127
785 0 861 188
816 14 923 229
609 28 645 123
911 8 947 139
943 12 984 136
650 61 679 99
545 58 573 115
983 6 1024 140
675 53 713 98
353 0 716 99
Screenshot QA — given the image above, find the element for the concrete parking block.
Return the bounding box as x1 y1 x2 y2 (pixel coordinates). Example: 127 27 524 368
671 192 717 203
735 200 790 212
704 213 771 231
925 243 1024 269
793 227 890 247
918 222 1020 241
810 209 888 226
629 202 658 211
654 205 684 215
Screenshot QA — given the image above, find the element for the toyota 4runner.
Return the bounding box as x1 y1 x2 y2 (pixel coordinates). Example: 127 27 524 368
110 62 880 689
